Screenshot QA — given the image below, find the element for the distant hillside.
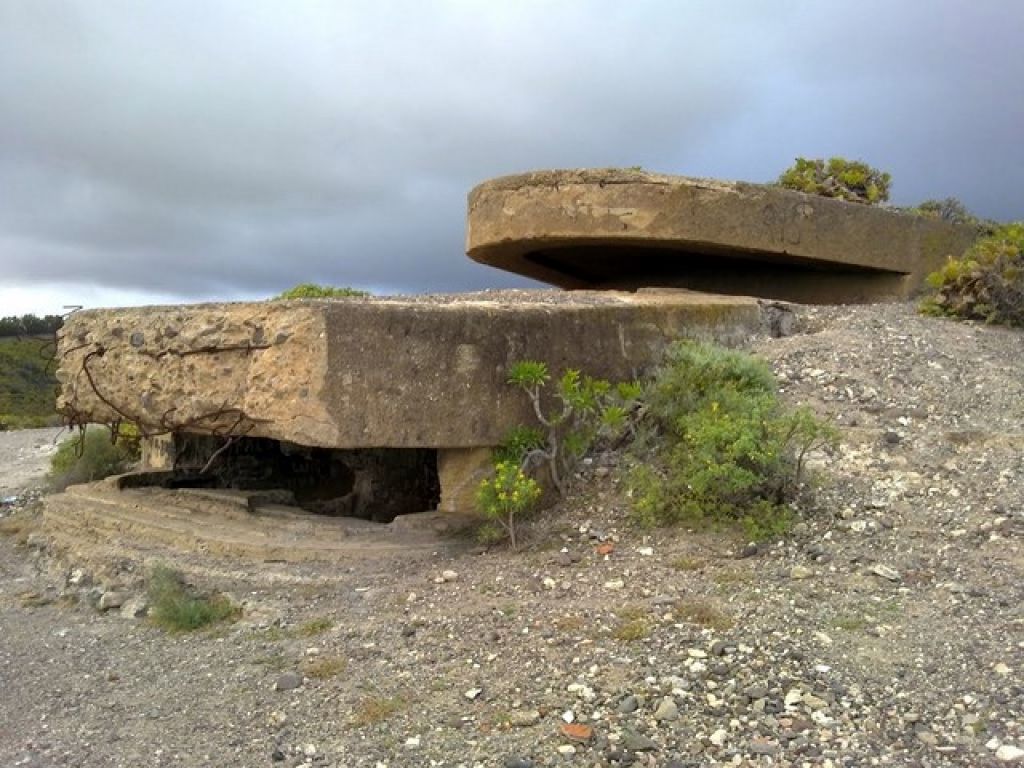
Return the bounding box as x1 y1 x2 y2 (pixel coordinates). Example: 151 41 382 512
0 336 60 429
0 314 63 338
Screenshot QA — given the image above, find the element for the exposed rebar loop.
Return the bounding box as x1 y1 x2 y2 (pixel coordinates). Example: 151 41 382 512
56 328 271 471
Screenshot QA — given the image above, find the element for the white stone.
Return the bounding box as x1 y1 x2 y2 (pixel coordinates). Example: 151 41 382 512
996 745 1024 762
567 683 595 701
118 596 149 619
653 696 679 721
98 590 130 611
603 579 625 590
710 728 728 746
871 564 901 581
557 745 577 756
464 688 482 700
508 709 541 727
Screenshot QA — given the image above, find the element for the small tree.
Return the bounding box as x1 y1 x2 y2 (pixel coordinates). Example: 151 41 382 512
777 157 891 205
474 460 542 550
504 361 641 495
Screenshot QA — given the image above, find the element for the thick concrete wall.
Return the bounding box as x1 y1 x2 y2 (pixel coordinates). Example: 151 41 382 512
467 169 979 303
56 290 768 451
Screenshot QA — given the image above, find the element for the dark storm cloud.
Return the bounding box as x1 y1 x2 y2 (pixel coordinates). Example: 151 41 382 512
0 1 1021 310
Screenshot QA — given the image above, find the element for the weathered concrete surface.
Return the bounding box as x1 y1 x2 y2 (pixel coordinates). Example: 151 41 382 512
56 290 768 451
467 169 979 303
437 447 493 516
42 480 458 565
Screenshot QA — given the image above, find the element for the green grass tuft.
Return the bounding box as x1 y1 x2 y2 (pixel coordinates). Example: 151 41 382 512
147 565 240 633
350 696 406 728
298 617 334 636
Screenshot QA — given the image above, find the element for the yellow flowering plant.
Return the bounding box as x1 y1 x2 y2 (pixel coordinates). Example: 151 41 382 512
474 460 542 550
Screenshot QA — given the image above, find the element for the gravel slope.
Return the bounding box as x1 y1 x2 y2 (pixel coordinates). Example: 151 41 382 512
0 302 1021 768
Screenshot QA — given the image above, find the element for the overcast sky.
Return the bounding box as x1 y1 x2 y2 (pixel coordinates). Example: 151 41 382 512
1 1 1021 316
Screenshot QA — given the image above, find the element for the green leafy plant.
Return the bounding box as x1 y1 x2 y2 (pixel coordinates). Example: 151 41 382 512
920 222 1024 327
273 283 369 300
47 427 140 490
492 424 545 464
147 565 240 632
629 341 838 540
777 156 891 204
474 460 542 549
503 361 640 494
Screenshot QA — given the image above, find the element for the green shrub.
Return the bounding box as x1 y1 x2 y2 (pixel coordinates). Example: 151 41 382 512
629 342 838 540
777 157 891 205
147 565 240 632
273 283 369 300
48 427 140 490
920 222 1024 327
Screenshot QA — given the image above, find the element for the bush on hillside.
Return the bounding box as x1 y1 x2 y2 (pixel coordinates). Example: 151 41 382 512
920 222 1024 327
909 197 996 232
273 283 369 300
0 337 60 429
0 314 63 338
48 427 140 490
777 157 891 205
629 342 838 540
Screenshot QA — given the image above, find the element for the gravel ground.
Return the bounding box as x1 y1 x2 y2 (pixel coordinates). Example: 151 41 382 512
0 302 1022 768
0 426 65 497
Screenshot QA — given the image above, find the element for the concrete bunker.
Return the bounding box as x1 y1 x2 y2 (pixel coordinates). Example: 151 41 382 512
55 289 768 532
467 169 979 304
55 165 970 559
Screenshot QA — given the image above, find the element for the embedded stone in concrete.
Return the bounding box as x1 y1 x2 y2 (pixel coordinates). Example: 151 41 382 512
466 169 978 303
56 289 766 452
